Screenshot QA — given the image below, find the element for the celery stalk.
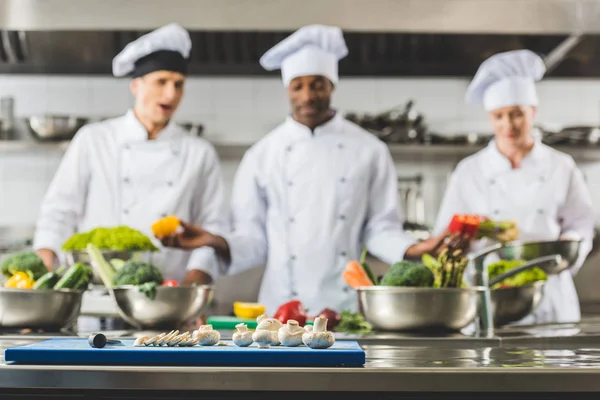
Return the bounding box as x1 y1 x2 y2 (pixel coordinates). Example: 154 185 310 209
86 243 115 288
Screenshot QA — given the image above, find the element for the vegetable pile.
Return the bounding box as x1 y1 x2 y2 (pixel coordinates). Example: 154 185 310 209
488 259 547 290
86 243 165 299
343 247 469 289
62 226 158 252
2 251 93 291
448 214 519 243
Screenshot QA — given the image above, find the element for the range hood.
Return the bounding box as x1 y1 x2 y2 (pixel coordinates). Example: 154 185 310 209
0 0 600 77
0 0 598 34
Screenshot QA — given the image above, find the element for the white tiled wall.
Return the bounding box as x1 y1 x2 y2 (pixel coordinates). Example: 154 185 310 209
2 74 600 229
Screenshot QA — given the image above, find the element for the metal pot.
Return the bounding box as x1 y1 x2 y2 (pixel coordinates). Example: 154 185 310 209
491 281 546 326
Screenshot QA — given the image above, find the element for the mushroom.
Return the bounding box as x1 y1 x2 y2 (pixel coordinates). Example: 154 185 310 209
277 319 305 347
232 323 254 347
302 317 335 349
192 324 221 346
252 314 283 348
133 336 149 347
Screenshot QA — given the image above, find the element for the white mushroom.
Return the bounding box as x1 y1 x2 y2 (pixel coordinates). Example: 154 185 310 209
277 319 305 347
304 325 314 333
302 317 335 349
192 324 221 346
252 314 283 348
232 323 254 347
134 336 149 347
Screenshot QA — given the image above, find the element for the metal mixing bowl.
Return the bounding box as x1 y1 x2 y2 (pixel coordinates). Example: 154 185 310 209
491 281 546 327
494 240 581 275
28 115 88 141
356 286 486 332
0 288 84 330
110 285 214 329
66 250 156 285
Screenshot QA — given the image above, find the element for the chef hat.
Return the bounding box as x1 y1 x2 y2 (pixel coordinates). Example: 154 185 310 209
112 23 192 78
259 24 349 87
465 49 546 111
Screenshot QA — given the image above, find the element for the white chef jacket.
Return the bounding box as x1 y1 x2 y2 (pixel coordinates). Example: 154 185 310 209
33 110 229 282
434 138 594 325
223 113 417 316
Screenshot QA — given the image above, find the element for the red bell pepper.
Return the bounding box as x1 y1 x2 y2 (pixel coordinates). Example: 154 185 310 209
448 214 482 237
161 279 178 287
273 300 307 326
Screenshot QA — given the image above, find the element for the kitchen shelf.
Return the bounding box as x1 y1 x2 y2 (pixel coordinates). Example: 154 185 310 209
2 140 600 163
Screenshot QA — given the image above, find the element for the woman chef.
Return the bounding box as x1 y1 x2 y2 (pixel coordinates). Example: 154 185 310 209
33 24 228 285
158 25 459 316
434 49 595 325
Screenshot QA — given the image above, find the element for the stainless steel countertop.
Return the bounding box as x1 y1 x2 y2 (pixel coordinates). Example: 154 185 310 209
1 319 600 392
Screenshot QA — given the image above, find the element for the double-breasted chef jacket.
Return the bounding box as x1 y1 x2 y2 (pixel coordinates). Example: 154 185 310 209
223 112 417 316
33 110 229 282
434 138 594 325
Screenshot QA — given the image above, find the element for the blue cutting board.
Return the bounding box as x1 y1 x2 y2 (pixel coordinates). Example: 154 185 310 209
5 338 365 367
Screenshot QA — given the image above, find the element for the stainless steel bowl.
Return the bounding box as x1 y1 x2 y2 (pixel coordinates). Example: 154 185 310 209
110 285 214 329
66 250 156 285
491 281 545 327
495 240 582 275
0 288 84 330
356 286 486 332
28 115 88 141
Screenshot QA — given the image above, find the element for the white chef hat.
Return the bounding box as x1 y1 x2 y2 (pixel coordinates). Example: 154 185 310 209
259 24 349 87
465 49 546 111
112 23 192 78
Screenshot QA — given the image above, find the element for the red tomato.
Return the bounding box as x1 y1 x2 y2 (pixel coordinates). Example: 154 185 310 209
162 280 178 287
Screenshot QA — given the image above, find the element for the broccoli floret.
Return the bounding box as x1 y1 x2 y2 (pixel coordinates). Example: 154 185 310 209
62 226 158 252
380 261 435 287
1 251 48 280
488 259 547 289
112 260 164 287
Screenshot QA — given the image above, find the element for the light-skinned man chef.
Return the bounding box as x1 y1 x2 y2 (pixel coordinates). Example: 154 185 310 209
158 25 462 316
433 49 594 325
33 23 228 286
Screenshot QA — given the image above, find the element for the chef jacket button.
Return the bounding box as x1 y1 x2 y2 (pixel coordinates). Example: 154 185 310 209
167 181 173 187
493 210 500 216
160 213 167 218
124 145 130 150
337 143 344 149
340 251 347 257
539 176 545 182
123 209 129 215
286 146 293 152
340 177 346 183
538 209 544 215
123 177 130 184
289 217 295 223
288 181 293 186
291 291 298 297
290 255 296 261
489 179 495 185
343 287 350 293
339 215 346 220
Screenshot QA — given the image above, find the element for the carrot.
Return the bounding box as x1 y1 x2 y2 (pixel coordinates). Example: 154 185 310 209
343 260 374 289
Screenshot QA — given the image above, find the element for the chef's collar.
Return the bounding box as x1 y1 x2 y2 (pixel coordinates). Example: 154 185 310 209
117 109 182 153
285 110 343 137
482 135 545 177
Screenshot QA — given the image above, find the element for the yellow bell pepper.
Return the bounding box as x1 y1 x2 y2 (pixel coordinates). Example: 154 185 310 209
233 302 266 319
4 271 35 289
151 215 180 237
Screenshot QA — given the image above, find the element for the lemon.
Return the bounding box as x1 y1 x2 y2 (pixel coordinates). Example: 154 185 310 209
233 302 266 319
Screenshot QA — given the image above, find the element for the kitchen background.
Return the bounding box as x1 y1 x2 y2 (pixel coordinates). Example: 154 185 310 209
2 0 600 316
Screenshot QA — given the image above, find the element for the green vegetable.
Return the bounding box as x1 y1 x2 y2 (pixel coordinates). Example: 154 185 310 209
488 259 547 289
359 247 377 285
380 260 434 287
110 259 126 271
138 281 159 301
1 251 48 280
112 260 164 287
33 265 66 289
62 226 158 252
86 243 116 288
53 263 93 290
336 311 372 334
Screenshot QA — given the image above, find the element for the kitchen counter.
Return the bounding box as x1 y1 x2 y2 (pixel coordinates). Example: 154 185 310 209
1 319 600 396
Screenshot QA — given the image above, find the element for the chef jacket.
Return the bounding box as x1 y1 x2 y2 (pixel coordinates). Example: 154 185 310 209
223 112 417 316
33 110 228 282
434 138 594 325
